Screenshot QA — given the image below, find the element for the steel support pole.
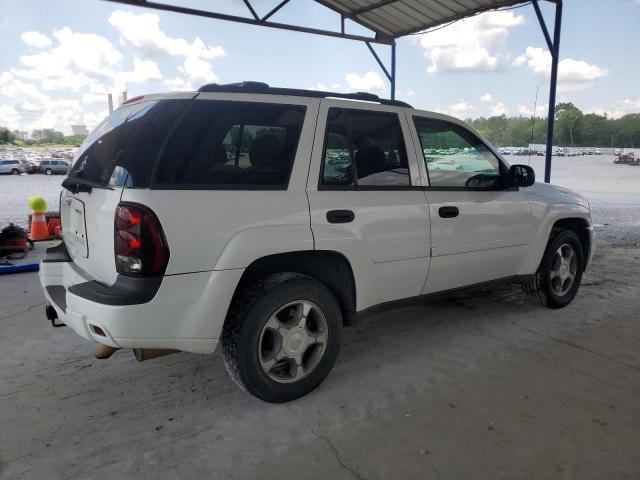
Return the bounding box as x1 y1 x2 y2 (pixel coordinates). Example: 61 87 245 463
544 0 562 183
390 43 396 101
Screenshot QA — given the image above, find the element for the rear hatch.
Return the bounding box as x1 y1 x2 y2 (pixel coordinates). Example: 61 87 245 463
61 94 193 284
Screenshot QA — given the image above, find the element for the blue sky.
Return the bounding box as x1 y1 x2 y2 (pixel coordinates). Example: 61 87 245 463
1 0 639 134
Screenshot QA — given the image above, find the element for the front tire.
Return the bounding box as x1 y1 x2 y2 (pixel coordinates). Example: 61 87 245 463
539 229 584 309
44 168 53 175
11 168 20 175
222 273 343 403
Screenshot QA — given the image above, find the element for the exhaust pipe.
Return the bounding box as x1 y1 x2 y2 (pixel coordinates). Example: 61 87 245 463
133 348 179 362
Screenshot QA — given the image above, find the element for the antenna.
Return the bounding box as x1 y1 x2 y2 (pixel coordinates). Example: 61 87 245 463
527 85 539 165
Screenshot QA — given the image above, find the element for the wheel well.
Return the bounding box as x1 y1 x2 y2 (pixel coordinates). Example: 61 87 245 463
232 251 357 325
552 218 590 269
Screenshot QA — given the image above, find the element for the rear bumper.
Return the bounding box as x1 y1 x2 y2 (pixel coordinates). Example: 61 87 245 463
39 242 244 354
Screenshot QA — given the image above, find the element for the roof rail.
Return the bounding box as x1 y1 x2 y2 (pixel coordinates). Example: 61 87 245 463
197 81 412 108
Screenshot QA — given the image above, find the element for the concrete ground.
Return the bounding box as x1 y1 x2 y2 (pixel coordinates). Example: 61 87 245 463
1 246 640 480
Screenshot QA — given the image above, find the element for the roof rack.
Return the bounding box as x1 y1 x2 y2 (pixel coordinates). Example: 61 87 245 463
197 82 412 108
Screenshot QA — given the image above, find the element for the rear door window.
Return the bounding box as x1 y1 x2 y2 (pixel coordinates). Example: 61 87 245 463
320 108 410 188
68 99 190 187
153 101 306 189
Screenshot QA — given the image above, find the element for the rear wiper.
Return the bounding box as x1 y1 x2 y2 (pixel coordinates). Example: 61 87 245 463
62 177 113 194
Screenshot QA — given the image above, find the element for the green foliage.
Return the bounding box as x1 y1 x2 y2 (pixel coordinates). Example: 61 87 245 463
64 134 88 146
468 104 640 148
0 127 16 144
0 126 87 146
32 128 65 144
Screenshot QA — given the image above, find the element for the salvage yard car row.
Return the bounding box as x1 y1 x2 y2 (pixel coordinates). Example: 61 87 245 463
0 158 71 175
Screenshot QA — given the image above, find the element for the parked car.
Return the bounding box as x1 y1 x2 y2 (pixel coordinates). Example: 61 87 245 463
0 159 23 175
39 159 70 175
21 160 39 174
40 82 596 402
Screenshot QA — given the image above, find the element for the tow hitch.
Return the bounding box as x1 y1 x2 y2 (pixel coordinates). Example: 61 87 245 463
46 304 65 328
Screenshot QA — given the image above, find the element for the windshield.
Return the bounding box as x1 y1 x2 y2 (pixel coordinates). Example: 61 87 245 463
68 99 190 187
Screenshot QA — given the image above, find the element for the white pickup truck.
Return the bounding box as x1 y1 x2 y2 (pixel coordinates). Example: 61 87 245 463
40 82 595 402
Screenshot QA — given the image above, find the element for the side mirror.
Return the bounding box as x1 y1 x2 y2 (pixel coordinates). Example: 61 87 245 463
509 164 535 188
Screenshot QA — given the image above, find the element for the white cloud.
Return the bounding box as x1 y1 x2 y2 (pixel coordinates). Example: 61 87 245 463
17 27 122 80
109 10 225 91
118 58 162 84
513 47 608 92
0 71 51 117
109 10 225 60
4 21 176 130
0 72 109 133
590 98 640 119
489 102 508 116
480 93 493 102
0 105 22 130
345 71 385 92
436 101 478 118
21 31 52 49
518 104 546 116
418 11 524 74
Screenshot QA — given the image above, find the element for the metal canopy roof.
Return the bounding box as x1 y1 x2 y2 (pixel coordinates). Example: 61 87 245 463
316 0 528 40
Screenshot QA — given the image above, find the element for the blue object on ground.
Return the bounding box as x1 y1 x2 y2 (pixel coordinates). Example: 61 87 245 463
0 263 40 275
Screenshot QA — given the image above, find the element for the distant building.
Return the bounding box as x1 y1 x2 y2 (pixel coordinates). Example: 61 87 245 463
71 125 89 136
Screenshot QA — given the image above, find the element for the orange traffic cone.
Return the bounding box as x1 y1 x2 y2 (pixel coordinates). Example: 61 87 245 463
30 211 50 241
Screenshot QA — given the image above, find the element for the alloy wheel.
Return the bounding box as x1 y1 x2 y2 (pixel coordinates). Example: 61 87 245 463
549 243 577 296
258 300 328 383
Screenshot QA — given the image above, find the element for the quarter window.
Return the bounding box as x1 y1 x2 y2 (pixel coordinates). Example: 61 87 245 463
154 101 306 188
321 108 410 187
414 118 503 189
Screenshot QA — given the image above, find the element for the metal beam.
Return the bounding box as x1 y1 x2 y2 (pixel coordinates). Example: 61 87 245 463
365 41 397 101
313 0 394 41
366 42 391 81
391 43 396 101
261 0 290 21
532 0 556 57
262 0 290 21
242 0 259 20
544 0 562 183
101 0 394 45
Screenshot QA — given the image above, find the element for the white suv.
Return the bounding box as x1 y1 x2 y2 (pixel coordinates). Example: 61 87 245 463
40 82 595 402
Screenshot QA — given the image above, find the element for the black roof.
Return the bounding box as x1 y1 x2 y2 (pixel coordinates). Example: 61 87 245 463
197 82 412 108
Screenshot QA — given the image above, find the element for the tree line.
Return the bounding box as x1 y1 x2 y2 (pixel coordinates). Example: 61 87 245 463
2 102 640 149
0 127 87 147
468 103 639 148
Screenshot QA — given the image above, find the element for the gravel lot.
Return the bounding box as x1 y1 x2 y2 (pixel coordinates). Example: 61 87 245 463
1 245 639 479
2 155 639 245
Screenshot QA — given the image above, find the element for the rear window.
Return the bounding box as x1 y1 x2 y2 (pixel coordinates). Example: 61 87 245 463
68 99 190 187
321 108 410 188
153 100 306 189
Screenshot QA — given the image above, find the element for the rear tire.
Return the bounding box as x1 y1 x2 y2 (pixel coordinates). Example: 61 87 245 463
11 168 19 175
222 273 343 403
538 229 584 309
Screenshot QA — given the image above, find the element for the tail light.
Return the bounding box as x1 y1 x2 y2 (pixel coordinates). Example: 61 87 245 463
114 203 169 276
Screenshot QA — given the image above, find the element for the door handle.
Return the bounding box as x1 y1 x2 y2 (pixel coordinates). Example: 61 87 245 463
438 206 459 218
326 209 355 224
